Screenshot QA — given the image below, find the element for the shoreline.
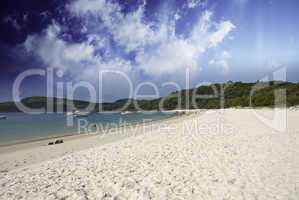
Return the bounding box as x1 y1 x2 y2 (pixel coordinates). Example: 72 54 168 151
1 106 296 151
0 106 293 151
0 113 182 154
0 112 190 173
0 108 298 199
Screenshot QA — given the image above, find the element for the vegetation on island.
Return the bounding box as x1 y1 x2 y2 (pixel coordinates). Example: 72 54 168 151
1 81 299 112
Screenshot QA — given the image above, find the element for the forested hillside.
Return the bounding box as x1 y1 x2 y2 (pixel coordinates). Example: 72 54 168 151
1 81 299 112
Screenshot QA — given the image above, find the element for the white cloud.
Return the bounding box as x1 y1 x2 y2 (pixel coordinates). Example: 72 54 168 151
64 43 95 63
187 0 207 8
174 12 181 21
137 39 198 75
24 23 95 69
137 11 235 76
25 0 235 80
67 0 109 15
68 0 156 53
209 21 236 47
222 51 232 59
110 6 156 52
81 58 132 81
24 22 131 79
209 50 232 73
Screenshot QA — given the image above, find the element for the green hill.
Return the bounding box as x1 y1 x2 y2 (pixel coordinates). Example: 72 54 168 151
160 81 299 110
1 81 299 112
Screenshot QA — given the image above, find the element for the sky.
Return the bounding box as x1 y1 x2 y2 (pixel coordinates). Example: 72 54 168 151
0 0 299 102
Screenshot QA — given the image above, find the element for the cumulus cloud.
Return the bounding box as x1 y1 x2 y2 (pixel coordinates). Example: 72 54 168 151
137 11 235 76
137 39 198 75
24 23 95 69
24 0 235 80
24 22 131 80
68 0 156 53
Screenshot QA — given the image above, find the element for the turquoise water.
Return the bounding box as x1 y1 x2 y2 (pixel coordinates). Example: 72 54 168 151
0 112 175 145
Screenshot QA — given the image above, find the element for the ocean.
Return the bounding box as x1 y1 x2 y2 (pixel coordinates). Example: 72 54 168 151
0 112 175 145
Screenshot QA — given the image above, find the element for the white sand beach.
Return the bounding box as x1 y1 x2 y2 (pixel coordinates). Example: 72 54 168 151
0 109 299 199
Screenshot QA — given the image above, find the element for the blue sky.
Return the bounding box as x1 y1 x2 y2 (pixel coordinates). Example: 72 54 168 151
0 0 299 102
